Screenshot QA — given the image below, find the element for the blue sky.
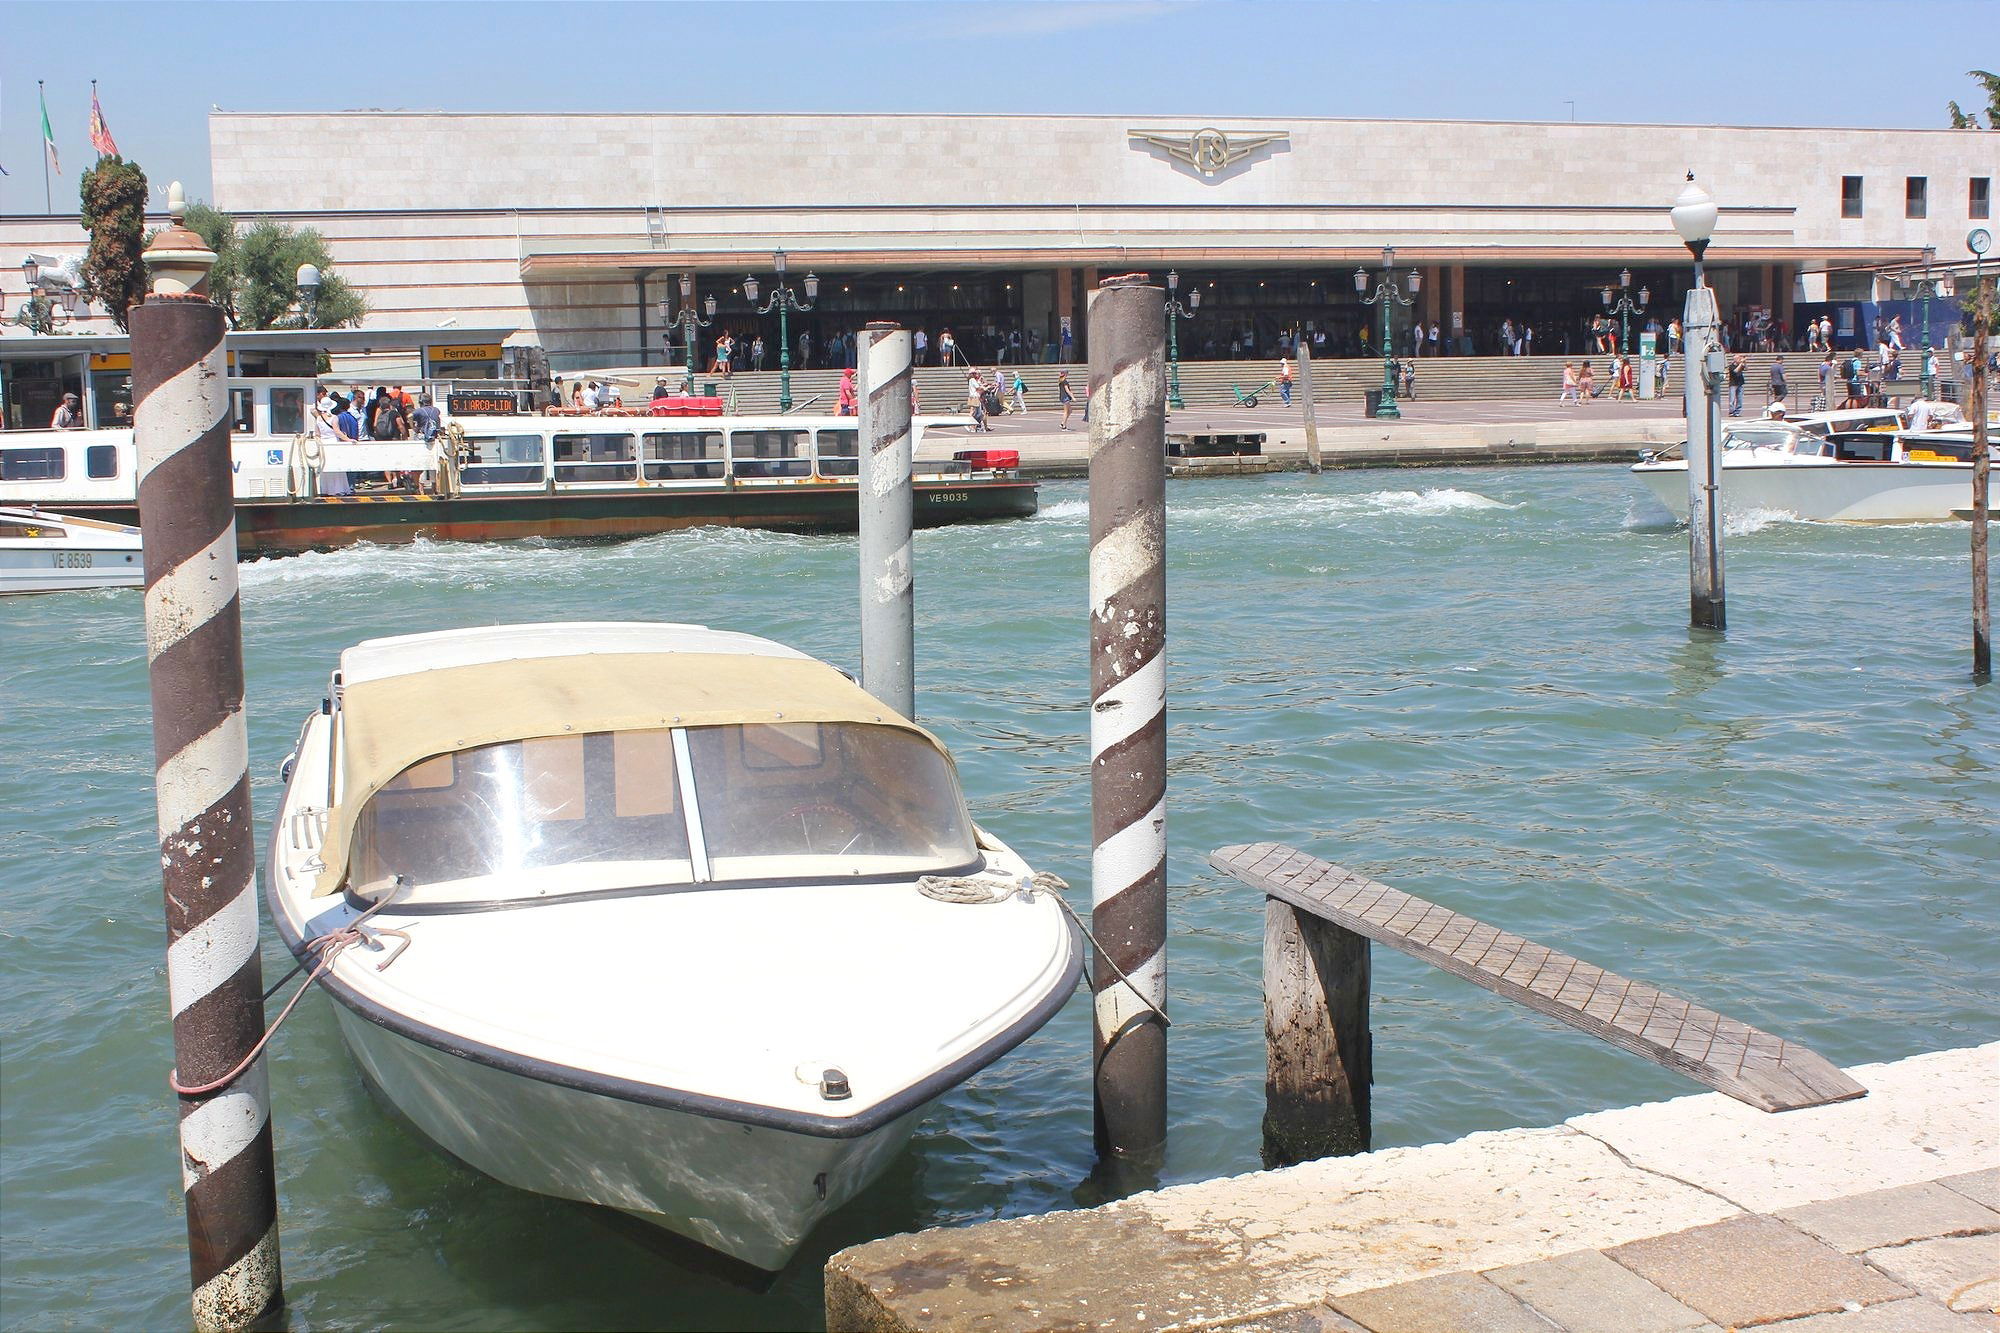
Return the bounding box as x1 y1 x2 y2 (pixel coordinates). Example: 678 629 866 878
1 0 1990 213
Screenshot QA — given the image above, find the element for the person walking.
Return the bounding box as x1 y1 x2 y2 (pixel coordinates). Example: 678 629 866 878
1278 356 1294 406
750 334 766 372
1011 369 1026 416
1726 352 1747 416
1817 352 1834 408
837 367 857 416
939 328 956 367
1578 360 1596 401
966 369 990 432
1056 369 1076 430
913 328 928 365
1559 361 1580 405
1767 356 1787 408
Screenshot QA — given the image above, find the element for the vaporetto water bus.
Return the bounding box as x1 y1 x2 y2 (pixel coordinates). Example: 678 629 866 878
0 378 1034 557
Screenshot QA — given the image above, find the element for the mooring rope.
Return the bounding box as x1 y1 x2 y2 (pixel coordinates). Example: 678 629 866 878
168 878 409 1097
917 870 1171 1028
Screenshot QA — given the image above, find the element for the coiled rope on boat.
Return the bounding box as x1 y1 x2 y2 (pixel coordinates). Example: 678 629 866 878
916 870 1171 1028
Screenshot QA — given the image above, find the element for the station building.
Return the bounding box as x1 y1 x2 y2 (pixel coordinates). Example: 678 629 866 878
3 111 1993 399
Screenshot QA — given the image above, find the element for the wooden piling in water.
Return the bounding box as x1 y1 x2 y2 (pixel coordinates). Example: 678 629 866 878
134 183 283 1332
1262 897 1370 1164
1087 274 1169 1168
1968 272 1991 681
1296 343 1322 474
857 320 916 716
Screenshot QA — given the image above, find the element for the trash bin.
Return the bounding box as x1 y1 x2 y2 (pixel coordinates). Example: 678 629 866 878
1364 389 1382 416
704 380 719 398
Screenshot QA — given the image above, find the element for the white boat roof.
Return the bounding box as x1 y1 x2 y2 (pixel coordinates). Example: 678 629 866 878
340 622 810 685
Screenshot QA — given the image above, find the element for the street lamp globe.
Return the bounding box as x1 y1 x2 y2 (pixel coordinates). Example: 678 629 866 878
1409 269 1421 293
1640 286 1651 305
1670 172 1719 261
1353 267 1368 293
1188 289 1201 311
296 263 321 295
742 275 760 304
703 295 718 320
1382 245 1395 268
657 298 671 321
21 257 39 287
1167 269 1179 292
61 289 83 315
773 248 787 277
803 271 820 303
1602 288 1614 307
679 272 694 302
1619 267 1632 288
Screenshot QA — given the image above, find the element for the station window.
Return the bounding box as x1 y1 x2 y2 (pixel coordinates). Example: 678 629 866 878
1841 176 1864 219
1906 176 1927 219
1973 177 1992 220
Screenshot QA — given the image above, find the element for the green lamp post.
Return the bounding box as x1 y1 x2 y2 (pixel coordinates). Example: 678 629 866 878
662 273 716 394
1603 268 1649 354
745 248 819 414
1356 245 1419 420
1165 269 1201 411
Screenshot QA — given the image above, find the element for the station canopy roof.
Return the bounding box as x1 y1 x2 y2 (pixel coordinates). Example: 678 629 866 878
0 325 518 364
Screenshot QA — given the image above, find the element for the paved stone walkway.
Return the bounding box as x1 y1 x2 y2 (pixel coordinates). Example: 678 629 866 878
1270 1172 1999 1332
826 1045 1998 1333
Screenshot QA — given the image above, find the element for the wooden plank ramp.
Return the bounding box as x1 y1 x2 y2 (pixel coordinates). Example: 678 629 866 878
1210 843 1866 1113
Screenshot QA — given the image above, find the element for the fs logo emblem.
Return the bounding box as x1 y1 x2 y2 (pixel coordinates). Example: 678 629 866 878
1128 127 1289 177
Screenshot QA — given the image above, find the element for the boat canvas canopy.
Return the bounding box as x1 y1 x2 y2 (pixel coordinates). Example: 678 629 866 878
315 650 941 896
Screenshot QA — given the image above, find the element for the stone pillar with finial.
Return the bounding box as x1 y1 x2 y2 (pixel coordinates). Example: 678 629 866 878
133 181 285 1332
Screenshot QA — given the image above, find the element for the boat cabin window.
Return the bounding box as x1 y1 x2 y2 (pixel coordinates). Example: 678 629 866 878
349 730 693 902
1902 437 1975 462
684 722 976 880
1830 432 1894 462
461 433 546 486
642 431 725 481
1723 428 1791 451
816 429 859 478
0 520 61 539
729 430 811 479
554 432 638 483
1792 438 1833 458
229 388 256 433
270 388 307 437
0 447 65 481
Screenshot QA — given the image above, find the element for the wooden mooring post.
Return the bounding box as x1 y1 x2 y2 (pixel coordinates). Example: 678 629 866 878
1296 343 1323 474
1215 842 1866 1167
1263 897 1369 1164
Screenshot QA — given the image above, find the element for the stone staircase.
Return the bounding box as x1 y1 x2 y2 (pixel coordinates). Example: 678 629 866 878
585 351 1902 415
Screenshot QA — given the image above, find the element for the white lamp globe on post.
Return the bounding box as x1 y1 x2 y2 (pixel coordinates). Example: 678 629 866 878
296 263 321 325
1671 172 1719 282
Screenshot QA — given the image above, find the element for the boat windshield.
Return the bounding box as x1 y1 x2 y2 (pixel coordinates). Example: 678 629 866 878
1722 427 1795 451
349 730 694 903
346 721 975 902
685 722 976 880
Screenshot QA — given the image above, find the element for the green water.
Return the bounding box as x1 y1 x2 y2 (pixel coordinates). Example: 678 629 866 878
3 465 1994 1331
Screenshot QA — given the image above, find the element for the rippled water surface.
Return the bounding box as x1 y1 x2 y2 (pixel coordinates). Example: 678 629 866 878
3 465 1995 1331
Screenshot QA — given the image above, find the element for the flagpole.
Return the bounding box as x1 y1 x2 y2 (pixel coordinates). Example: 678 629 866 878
40 80 50 213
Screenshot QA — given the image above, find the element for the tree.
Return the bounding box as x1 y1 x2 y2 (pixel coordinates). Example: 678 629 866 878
79 156 149 330
231 219 366 330
1947 69 2000 129
171 203 367 330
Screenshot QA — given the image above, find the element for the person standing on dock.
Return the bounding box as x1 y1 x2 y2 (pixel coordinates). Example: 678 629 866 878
1727 353 1747 416
1057 369 1076 430
1768 357 1788 408
750 335 765 372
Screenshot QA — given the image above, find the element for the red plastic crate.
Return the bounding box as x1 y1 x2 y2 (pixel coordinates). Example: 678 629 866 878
953 448 1020 470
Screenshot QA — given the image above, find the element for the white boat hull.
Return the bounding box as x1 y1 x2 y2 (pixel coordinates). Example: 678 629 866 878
1634 461 1973 524
0 508 143 594
329 1004 924 1270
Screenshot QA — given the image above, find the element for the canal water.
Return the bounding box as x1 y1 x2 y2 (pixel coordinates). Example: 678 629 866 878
3 464 1994 1331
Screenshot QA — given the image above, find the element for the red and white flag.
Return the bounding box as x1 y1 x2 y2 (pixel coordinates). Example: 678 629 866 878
89 85 118 158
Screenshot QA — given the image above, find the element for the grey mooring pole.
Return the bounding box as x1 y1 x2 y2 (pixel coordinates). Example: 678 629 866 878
1683 275 1726 630
858 320 916 717
1087 274 1169 1166
134 183 283 1332
1297 343 1323 474
1971 273 1991 681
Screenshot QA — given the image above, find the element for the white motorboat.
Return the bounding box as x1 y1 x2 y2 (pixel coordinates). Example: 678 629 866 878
1631 407 1995 524
0 505 143 595
266 622 1081 1270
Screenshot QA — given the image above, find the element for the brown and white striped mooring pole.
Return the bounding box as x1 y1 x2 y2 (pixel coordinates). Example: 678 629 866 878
134 182 283 1332
1087 274 1169 1164
857 320 916 717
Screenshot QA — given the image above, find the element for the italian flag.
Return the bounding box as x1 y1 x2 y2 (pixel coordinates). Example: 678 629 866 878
41 85 58 175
